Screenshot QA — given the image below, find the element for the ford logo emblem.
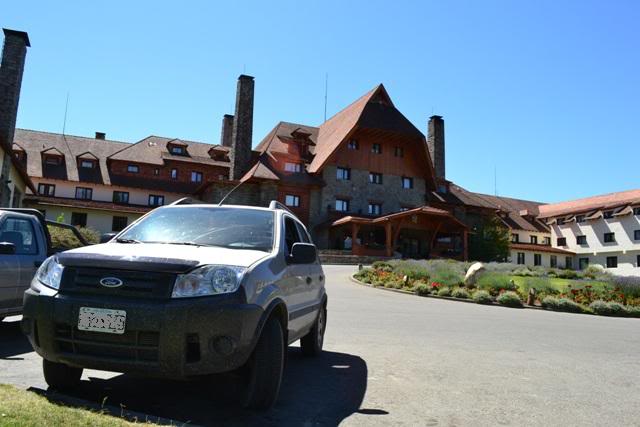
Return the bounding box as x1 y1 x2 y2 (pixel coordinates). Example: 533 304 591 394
99 277 123 288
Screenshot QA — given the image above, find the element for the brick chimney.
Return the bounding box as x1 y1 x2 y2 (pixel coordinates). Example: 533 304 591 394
0 29 30 206
229 75 254 180
95 132 106 140
220 114 234 147
427 115 445 180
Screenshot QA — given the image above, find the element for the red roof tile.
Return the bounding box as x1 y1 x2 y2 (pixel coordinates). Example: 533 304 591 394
538 189 640 218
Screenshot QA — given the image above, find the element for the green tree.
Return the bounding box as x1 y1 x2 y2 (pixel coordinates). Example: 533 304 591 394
469 216 510 262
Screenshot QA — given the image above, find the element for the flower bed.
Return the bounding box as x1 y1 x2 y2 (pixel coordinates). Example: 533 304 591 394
352 259 640 318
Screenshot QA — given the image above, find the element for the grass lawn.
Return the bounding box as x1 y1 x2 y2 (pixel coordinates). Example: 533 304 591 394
0 384 147 426
510 276 609 292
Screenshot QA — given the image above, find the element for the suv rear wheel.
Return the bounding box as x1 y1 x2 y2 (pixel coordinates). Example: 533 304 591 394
43 359 83 390
300 305 326 357
243 317 284 410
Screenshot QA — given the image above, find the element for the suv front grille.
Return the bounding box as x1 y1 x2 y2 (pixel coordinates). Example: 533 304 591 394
54 323 160 363
60 267 176 299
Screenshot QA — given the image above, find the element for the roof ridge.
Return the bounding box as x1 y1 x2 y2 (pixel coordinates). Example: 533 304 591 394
320 84 380 126
16 128 130 145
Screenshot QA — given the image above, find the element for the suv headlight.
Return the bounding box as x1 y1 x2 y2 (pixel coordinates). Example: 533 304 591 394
172 265 246 298
33 256 64 290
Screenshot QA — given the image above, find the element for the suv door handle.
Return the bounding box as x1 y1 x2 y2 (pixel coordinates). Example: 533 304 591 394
306 277 312 285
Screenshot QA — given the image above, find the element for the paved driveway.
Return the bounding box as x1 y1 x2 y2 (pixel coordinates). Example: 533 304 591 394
1 265 639 426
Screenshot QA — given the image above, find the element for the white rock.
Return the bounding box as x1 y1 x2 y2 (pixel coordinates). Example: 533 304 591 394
464 262 486 286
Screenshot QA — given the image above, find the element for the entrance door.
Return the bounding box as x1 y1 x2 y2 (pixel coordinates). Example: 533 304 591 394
401 238 420 258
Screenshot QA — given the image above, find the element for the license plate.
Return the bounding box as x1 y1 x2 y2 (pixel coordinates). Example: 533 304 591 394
77 307 126 335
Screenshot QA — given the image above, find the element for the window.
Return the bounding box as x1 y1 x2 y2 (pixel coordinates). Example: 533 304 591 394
80 160 95 169
557 237 567 246
400 207 411 212
112 216 128 232
556 218 565 225
335 199 349 212
577 235 587 245
284 217 302 255
534 254 542 266
368 203 382 215
113 191 130 204
336 167 351 180
75 187 93 200
394 147 404 157
634 207 640 216
171 169 178 180
517 252 525 265
550 255 557 268
295 221 311 243
170 146 185 155
285 195 300 207
0 217 38 254
603 210 614 219
579 258 589 270
530 236 538 244
637 254 640 267
576 215 586 223
634 230 640 241
191 171 203 183
127 164 139 173
37 183 55 197
371 143 382 154
148 195 165 207
566 257 573 269
402 177 413 189
284 162 302 173
606 256 618 268
604 232 615 243
347 140 359 150
511 233 519 243
154 168 160 176
369 172 383 184
71 212 87 228
44 156 61 166
542 237 551 245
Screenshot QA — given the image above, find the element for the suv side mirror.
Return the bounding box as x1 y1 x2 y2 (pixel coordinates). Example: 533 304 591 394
100 233 117 243
289 243 317 264
0 242 16 255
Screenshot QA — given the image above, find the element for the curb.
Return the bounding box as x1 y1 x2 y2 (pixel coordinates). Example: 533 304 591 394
349 275 543 309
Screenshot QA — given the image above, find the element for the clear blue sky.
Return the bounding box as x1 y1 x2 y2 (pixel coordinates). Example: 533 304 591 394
4 0 639 203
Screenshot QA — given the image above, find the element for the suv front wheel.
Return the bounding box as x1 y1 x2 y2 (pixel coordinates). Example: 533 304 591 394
300 305 326 357
243 316 285 410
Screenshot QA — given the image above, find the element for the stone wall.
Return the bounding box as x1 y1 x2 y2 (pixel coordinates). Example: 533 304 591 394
230 75 254 180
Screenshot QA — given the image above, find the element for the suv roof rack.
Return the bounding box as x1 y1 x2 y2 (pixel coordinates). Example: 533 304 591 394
170 197 200 206
269 200 293 214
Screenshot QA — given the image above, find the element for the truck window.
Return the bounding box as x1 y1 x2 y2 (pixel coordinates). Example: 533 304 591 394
284 217 302 255
0 217 38 255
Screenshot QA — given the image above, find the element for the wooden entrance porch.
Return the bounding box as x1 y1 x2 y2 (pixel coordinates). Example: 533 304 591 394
330 206 468 261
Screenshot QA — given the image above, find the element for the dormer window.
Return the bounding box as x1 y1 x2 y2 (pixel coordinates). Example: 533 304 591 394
127 164 140 173
80 160 95 169
44 156 61 166
171 146 185 155
284 162 302 173
348 140 359 150
167 139 189 156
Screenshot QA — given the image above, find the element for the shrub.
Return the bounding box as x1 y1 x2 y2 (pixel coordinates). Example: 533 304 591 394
431 268 464 287
414 283 431 296
519 277 558 297
612 276 640 301
436 287 452 297
451 288 470 299
589 300 628 317
384 279 404 290
372 261 393 272
477 273 518 296
626 305 640 318
541 296 559 310
557 269 579 279
391 260 431 282
473 290 492 304
497 291 523 308
354 268 376 284
555 298 587 314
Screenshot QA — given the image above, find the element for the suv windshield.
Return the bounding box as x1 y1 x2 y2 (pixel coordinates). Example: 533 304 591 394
117 206 275 252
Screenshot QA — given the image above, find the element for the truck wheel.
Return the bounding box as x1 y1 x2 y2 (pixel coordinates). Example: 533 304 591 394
43 359 83 391
243 317 284 410
300 305 326 357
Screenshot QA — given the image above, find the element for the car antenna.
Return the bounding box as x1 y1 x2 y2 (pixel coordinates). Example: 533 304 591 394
218 179 245 206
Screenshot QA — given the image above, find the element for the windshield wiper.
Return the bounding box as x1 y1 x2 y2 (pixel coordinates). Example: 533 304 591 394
115 238 142 244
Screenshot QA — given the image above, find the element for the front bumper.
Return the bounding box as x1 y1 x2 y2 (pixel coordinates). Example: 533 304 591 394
22 287 263 378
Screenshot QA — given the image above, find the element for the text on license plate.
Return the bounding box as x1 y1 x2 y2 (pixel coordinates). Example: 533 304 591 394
78 307 126 335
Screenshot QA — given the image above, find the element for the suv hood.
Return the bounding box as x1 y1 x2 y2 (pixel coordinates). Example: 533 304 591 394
59 242 272 272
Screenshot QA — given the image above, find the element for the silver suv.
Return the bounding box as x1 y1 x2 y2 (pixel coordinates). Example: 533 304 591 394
22 201 327 410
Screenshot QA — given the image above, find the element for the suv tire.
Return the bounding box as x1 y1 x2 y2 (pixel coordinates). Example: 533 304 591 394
300 305 326 357
244 317 284 410
43 359 83 390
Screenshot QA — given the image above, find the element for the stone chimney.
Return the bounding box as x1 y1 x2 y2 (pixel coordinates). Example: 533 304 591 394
95 132 106 140
229 75 254 180
427 115 445 180
220 114 234 147
0 29 30 206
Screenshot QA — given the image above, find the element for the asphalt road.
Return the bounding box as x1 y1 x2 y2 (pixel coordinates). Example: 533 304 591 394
1 265 639 426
